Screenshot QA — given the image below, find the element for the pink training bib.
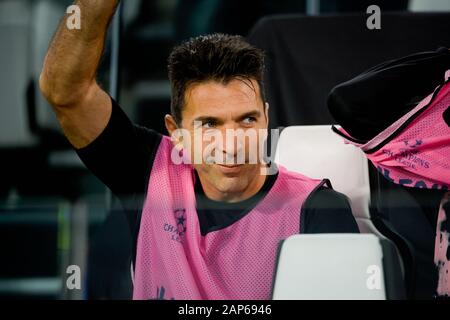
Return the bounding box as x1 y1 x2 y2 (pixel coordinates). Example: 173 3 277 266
333 70 450 297
333 70 450 191
132 136 323 300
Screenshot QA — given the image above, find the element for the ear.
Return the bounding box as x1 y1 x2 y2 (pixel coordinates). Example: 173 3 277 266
164 114 182 147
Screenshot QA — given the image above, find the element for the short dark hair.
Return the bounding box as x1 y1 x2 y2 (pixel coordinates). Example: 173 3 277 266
167 33 266 125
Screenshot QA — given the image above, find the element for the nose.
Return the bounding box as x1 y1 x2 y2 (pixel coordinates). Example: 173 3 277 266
219 129 245 164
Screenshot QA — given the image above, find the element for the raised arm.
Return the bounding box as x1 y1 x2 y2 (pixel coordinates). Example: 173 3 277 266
39 0 120 149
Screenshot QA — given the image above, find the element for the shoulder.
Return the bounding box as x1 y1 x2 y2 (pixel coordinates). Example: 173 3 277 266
304 186 351 210
301 185 360 234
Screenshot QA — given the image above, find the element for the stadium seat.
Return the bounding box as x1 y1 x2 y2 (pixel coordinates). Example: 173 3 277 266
274 125 430 298
274 125 382 236
272 234 405 300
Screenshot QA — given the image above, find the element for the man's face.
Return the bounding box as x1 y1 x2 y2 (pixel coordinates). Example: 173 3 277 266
166 78 269 201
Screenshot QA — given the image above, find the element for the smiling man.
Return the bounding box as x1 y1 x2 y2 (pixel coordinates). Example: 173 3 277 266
39 0 358 300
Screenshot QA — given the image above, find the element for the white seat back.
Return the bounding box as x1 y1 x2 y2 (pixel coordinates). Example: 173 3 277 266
272 234 387 300
274 125 382 235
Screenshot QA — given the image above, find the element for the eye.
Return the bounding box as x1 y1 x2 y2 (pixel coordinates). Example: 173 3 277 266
202 120 216 128
242 117 256 125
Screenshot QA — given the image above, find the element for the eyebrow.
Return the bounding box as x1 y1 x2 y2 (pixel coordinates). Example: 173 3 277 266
192 110 262 125
193 116 220 126
236 110 262 121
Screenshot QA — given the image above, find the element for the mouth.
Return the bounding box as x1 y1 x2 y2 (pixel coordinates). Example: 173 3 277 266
216 164 244 174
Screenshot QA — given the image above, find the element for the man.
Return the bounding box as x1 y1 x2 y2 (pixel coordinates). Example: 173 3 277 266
40 1 358 300
328 47 450 299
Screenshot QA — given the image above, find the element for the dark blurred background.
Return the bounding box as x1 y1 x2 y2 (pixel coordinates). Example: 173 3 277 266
0 0 449 299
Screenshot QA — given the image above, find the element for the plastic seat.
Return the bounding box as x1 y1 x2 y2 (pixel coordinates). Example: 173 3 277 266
272 234 405 300
274 125 382 236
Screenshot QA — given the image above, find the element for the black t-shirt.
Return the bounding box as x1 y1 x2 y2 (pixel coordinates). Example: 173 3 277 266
76 99 359 252
327 47 450 299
